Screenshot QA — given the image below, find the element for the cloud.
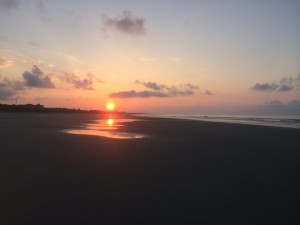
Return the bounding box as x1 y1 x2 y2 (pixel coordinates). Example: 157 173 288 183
109 80 200 98
278 84 294 91
287 100 300 109
135 80 164 90
204 90 214 96
109 90 168 98
36 1 44 15
0 77 24 100
35 1 51 21
22 65 55 88
103 11 146 35
185 83 200 90
135 80 200 92
0 0 21 10
24 58 53 68
0 56 13 67
264 99 300 109
251 83 278 91
56 52 101 70
251 75 300 92
65 10 81 28
62 72 99 90
266 99 283 107
278 75 300 91
28 41 42 48
256 99 300 115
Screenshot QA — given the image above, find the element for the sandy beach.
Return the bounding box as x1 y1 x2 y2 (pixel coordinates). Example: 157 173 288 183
0 113 299 225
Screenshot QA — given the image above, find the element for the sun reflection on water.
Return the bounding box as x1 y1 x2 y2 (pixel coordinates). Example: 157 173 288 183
107 118 114 126
63 114 145 139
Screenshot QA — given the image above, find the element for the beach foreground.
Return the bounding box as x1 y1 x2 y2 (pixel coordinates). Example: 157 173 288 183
0 113 299 225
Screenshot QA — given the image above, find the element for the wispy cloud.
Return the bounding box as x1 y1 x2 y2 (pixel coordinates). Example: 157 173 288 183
251 75 300 92
204 90 214 96
61 72 99 90
24 58 54 69
65 10 81 28
103 11 146 36
0 0 21 10
22 65 55 88
109 80 200 98
56 52 101 70
36 1 44 15
255 99 300 115
0 76 24 100
28 41 42 48
0 56 13 67
36 1 51 21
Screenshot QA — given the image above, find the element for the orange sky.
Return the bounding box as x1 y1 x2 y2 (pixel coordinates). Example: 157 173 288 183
0 1 299 115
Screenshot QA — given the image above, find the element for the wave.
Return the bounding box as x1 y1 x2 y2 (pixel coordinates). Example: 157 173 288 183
145 114 300 129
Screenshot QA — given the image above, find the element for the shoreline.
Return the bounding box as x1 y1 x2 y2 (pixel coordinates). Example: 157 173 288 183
1 109 299 129
138 113 300 129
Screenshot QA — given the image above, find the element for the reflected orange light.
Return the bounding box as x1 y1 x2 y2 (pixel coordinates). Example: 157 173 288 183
106 102 115 111
107 118 114 126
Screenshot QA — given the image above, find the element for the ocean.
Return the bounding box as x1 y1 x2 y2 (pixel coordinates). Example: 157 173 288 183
145 114 300 129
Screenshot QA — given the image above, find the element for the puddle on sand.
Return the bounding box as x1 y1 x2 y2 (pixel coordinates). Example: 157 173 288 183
62 118 145 139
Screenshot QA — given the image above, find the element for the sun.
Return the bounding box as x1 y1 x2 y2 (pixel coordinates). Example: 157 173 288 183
106 102 115 111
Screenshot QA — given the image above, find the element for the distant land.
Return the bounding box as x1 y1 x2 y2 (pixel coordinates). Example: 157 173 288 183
0 103 115 114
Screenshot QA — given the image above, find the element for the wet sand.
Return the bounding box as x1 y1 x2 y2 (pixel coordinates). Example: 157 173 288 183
0 113 299 225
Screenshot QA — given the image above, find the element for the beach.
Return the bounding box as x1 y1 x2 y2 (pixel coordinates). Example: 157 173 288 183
0 113 299 225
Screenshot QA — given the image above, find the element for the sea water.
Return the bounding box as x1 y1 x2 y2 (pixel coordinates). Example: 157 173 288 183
63 118 146 139
146 114 300 129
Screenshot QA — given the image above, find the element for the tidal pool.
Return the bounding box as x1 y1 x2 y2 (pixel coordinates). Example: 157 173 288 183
62 118 145 139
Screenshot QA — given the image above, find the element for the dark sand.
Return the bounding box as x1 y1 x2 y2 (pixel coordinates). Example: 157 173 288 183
0 113 299 225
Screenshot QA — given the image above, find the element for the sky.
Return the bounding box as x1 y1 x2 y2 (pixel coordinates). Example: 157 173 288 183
0 0 299 115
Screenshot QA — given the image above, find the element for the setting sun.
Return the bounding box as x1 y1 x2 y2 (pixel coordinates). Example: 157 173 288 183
106 102 115 111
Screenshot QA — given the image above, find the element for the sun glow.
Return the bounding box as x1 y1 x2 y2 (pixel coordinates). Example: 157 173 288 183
106 102 115 111
107 118 114 126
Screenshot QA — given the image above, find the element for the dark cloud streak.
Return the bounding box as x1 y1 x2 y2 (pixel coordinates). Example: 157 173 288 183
135 80 163 90
109 90 168 98
109 80 200 98
103 11 146 36
278 84 294 91
251 75 300 92
251 83 278 91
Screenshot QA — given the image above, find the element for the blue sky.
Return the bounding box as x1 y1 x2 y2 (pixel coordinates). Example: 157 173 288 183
0 0 299 114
